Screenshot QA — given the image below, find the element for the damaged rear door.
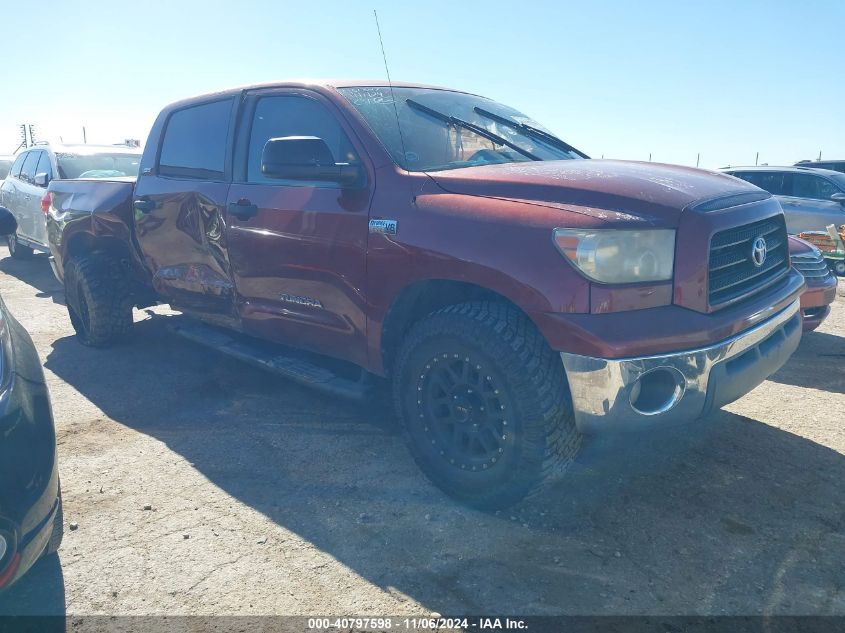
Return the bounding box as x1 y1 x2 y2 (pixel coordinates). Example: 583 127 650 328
132 97 238 324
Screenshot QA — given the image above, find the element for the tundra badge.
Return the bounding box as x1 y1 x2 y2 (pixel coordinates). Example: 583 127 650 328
369 219 398 235
280 294 324 309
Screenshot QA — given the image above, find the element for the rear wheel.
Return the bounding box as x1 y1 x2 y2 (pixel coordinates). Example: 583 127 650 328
6 234 33 260
832 259 845 277
64 252 133 347
393 302 582 509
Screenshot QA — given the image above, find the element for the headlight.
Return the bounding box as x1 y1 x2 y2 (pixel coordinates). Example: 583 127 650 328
553 228 676 284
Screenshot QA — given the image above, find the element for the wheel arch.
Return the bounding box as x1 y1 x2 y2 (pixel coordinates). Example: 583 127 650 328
380 278 538 377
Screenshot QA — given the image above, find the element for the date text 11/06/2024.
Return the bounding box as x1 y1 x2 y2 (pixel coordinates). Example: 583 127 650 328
307 617 528 630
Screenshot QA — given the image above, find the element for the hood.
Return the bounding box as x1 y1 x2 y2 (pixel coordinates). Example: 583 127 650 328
427 159 765 227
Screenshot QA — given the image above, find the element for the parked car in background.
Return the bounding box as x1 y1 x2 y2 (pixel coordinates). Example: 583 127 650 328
0 157 13 183
795 159 845 175
0 206 63 591
0 143 141 259
722 166 845 235
788 235 837 331
45 81 805 509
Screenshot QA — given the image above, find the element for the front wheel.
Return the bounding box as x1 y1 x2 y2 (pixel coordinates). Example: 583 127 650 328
393 302 582 509
6 234 33 260
832 259 845 277
64 252 133 347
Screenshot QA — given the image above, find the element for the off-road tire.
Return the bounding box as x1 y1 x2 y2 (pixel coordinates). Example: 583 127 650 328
64 252 133 347
6 234 33 260
393 301 582 509
44 489 63 556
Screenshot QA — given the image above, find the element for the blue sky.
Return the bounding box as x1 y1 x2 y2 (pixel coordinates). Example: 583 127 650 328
2 0 842 168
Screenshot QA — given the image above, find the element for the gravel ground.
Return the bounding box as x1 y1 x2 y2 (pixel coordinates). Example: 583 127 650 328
0 248 843 617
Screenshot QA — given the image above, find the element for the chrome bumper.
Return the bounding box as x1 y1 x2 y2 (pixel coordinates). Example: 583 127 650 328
560 300 802 433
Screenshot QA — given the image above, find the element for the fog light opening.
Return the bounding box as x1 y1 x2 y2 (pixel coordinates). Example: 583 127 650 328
630 367 686 416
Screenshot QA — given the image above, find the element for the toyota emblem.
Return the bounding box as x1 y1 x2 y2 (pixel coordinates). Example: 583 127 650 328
751 236 767 267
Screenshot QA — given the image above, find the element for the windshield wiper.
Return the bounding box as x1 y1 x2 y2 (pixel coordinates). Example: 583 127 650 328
473 106 589 158
405 99 540 162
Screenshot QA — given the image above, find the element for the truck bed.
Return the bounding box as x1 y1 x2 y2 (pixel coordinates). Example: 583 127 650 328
46 177 137 281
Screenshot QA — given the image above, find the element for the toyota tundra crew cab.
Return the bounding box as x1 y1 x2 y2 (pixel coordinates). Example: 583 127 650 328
41 81 805 508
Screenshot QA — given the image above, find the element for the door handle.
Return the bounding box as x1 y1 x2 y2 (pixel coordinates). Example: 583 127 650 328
133 198 155 214
227 199 259 220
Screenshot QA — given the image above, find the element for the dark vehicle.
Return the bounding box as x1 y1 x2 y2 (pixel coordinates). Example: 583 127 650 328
788 236 837 331
46 81 804 508
0 206 62 590
796 159 845 175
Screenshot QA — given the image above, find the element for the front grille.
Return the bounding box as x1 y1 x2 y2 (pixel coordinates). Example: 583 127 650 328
790 250 831 280
708 216 789 306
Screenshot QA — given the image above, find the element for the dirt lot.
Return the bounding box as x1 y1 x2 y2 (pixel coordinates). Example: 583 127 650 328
0 248 843 617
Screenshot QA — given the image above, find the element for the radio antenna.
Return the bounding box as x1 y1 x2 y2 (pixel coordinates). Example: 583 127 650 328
373 9 408 169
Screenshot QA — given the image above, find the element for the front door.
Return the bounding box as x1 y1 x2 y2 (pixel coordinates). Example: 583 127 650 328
224 89 372 366
133 97 238 323
785 172 845 234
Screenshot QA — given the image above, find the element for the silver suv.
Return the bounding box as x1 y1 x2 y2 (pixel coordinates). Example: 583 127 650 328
722 166 845 235
0 143 141 258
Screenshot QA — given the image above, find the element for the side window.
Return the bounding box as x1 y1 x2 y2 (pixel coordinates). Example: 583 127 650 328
246 95 359 185
793 174 839 200
740 171 790 196
9 153 26 178
19 151 41 184
34 151 53 184
158 98 233 180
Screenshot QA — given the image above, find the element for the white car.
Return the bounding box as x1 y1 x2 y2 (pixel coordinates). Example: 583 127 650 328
0 143 141 259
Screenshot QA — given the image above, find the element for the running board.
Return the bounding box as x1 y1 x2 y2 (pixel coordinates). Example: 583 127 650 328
169 320 370 401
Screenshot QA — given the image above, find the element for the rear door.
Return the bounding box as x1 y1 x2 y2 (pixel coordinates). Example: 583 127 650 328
224 88 372 366
0 153 26 214
132 97 238 323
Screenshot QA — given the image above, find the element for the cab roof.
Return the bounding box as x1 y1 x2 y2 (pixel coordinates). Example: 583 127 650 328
163 79 476 111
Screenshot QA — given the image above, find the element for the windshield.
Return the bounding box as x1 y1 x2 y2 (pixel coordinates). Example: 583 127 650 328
0 159 12 180
57 152 141 179
338 87 586 172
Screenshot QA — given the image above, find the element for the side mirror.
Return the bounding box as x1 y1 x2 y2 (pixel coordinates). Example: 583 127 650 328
832 192 845 205
260 136 363 187
34 172 49 187
0 207 17 236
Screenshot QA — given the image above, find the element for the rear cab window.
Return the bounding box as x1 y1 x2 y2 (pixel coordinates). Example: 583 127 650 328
158 98 234 180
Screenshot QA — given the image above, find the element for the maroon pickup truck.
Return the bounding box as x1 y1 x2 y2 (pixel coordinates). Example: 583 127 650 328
44 81 805 508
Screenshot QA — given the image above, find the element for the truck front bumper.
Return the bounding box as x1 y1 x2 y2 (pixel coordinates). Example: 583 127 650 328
560 299 802 433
